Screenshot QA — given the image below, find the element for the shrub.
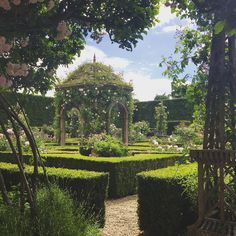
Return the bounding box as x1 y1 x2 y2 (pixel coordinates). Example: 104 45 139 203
137 163 198 236
129 121 150 143
0 137 8 151
35 185 101 236
0 152 184 198
154 102 168 136
0 185 102 236
173 122 203 154
0 162 108 226
80 134 128 157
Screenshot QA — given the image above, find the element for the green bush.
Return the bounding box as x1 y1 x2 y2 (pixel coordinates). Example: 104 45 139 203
43 153 184 198
80 134 128 157
137 163 198 236
0 152 184 198
35 185 101 236
0 162 108 226
129 121 150 143
133 98 194 134
0 138 8 151
0 185 101 236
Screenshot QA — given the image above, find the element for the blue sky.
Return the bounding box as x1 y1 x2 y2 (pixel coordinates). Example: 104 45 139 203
56 6 196 101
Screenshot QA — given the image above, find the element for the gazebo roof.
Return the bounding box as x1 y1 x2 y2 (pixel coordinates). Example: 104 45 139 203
57 62 133 91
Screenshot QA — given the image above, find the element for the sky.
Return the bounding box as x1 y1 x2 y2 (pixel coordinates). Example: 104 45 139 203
55 6 196 101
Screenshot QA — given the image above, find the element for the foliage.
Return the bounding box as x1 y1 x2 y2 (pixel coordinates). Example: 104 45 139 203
0 162 108 225
173 122 203 154
35 185 101 236
41 124 54 137
0 136 8 151
109 124 122 140
80 133 128 157
0 152 183 198
55 62 134 139
129 121 150 143
154 102 168 136
154 93 170 101
0 185 101 236
137 163 198 236
66 108 82 138
133 98 193 133
0 92 54 126
0 0 159 93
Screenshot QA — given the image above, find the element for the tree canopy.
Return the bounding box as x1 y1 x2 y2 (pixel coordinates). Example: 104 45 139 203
0 0 159 93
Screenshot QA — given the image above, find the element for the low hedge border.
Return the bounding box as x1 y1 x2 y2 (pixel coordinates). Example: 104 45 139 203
0 152 184 198
0 162 108 227
137 163 198 236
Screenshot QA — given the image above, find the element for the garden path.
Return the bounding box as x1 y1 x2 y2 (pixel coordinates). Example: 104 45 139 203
103 195 143 236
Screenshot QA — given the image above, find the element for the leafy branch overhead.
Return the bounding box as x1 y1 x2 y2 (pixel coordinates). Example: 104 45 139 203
0 0 159 94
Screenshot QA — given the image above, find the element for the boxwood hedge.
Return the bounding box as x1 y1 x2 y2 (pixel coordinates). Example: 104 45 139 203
137 163 198 236
0 162 108 226
0 152 184 198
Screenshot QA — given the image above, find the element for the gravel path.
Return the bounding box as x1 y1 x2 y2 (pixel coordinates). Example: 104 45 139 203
102 195 142 236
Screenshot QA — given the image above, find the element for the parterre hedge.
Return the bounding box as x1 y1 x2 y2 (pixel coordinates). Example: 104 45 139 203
0 162 108 226
0 152 184 198
137 163 198 236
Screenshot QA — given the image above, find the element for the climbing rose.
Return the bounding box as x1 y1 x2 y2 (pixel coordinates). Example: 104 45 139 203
0 0 11 10
47 0 54 10
0 36 12 54
56 21 71 41
12 0 21 5
6 63 29 77
0 75 12 88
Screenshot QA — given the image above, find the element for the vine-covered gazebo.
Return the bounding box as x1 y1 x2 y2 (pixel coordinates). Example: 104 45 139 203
55 60 133 146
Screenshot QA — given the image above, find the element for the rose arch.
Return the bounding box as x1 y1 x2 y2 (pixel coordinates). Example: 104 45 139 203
55 61 133 145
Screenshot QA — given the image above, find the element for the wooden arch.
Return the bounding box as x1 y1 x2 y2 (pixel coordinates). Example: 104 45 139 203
106 101 129 145
59 105 83 145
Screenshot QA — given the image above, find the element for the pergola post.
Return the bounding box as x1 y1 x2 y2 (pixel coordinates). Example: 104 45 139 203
123 110 129 146
60 107 66 146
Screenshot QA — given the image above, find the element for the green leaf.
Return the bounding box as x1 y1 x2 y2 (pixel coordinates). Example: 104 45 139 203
227 28 236 37
214 20 225 34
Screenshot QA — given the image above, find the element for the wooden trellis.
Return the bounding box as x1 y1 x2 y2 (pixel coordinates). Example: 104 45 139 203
188 150 236 235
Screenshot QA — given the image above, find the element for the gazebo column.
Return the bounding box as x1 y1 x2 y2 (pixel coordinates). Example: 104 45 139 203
60 107 66 146
122 110 128 146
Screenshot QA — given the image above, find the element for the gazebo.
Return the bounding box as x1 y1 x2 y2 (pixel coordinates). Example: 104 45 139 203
55 60 133 146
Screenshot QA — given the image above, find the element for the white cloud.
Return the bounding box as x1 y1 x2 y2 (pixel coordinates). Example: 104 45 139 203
56 45 131 79
154 5 177 28
54 45 171 101
123 71 171 101
161 25 179 33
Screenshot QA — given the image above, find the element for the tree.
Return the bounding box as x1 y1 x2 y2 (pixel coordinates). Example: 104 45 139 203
0 0 159 93
0 0 159 223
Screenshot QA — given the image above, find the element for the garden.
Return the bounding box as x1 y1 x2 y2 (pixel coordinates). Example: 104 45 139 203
0 0 236 236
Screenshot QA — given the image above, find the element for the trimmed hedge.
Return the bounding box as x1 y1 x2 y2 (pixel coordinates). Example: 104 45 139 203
134 98 194 133
0 152 184 198
0 162 108 226
137 163 198 236
0 92 54 126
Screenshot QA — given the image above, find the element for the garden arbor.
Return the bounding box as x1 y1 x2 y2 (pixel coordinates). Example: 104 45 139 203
55 62 133 145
